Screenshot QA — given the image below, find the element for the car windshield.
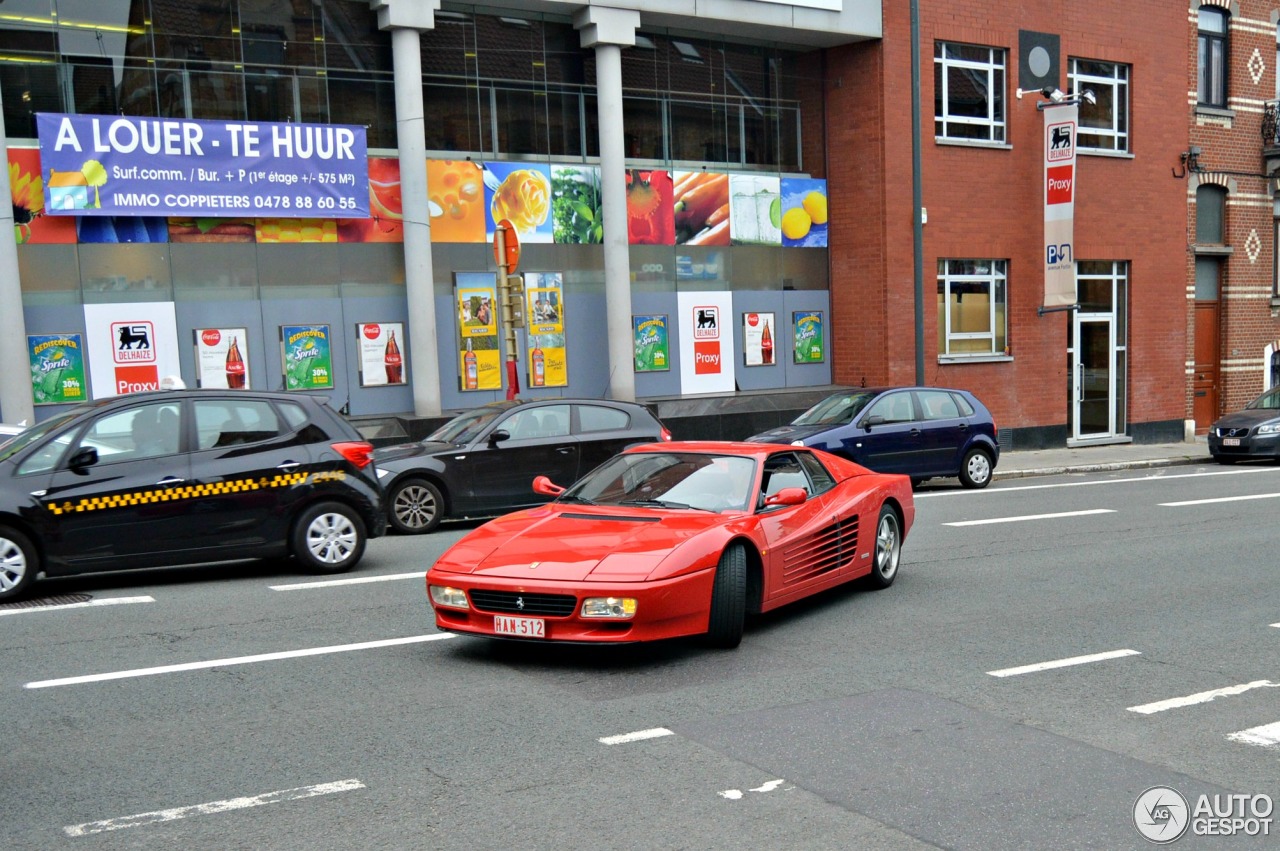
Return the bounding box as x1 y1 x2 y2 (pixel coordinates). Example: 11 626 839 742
563 451 756 512
0 409 86 463
793 392 878 426
1246 388 1280 411
426 406 509 444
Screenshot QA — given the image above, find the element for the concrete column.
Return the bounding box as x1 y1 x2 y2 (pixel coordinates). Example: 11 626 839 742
0 83 34 426
575 7 639 403
374 0 442 416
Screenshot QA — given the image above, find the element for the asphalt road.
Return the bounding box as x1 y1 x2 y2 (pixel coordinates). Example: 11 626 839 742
4 463 1279 850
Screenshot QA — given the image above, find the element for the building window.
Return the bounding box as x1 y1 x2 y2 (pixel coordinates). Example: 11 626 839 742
1196 184 1226 244
1198 6 1228 108
1271 350 1280 390
1069 58 1129 152
937 259 1007 356
1274 197 1280 295
934 42 1006 142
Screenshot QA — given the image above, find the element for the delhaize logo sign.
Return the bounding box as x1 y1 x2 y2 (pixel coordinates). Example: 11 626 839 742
83 302 180 399
1046 120 1075 162
111 321 155 363
692 305 721 375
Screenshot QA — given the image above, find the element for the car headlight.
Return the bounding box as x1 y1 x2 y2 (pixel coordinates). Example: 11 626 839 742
1257 422 1280 435
581 597 637 619
429 585 469 609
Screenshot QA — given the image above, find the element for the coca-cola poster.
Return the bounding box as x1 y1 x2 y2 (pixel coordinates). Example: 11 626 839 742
194 327 250 389
742 312 776 367
356 322 406 387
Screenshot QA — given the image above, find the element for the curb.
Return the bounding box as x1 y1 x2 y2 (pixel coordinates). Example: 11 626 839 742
993 455 1209 481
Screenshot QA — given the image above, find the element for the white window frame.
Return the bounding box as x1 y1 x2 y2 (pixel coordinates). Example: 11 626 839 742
934 42 1007 143
937 259 1007 357
1068 58 1129 153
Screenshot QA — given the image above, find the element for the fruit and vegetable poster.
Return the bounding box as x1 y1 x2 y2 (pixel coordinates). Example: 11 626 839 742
455 273 502 391
673 170 730 246
729 175 781 246
427 159 484 243
742 312 777 367
8 148 76 244
356 322 405 388
633 315 670 373
280 324 334 391
524 272 567 388
626 169 675 245
195 327 250 389
793 311 825 363
780 178 828 247
484 162 552 244
27 333 88 405
551 165 602 243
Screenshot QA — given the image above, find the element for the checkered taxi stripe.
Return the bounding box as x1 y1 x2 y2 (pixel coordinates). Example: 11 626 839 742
44 471 341 515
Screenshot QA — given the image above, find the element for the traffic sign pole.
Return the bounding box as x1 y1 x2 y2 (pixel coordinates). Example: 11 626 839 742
494 220 521 399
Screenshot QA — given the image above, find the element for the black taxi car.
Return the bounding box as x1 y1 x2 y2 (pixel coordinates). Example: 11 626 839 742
0 389 385 601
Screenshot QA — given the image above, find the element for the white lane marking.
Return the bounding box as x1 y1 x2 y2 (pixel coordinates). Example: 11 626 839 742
945 508 1115 527
1160 492 1280 507
1228 722 1280 750
25 633 455 689
1272 623 1280 629
987 648 1140 678
0 595 154 617
598 727 674 745
915 466 1280 498
1127 680 1280 715
270 572 425 590
63 779 364 836
720 779 788 799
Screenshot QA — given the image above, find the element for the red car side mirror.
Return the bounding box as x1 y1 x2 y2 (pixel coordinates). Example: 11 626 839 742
533 475 565 496
764 487 807 506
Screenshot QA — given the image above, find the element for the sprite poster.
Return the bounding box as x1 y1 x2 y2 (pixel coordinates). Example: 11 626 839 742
280 324 335 390
632 315 670 372
28 333 88 405
793 311 825 364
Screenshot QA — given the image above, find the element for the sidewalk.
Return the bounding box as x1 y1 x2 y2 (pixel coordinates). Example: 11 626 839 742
995 438 1212 480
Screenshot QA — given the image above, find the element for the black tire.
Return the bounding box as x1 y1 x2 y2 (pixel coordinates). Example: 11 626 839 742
864 505 901 590
292 501 366 574
958 448 993 489
0 525 37 602
389 477 444 534
705 543 747 649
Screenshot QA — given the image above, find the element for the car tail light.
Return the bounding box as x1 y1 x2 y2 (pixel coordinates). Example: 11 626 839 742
660 425 673 441
333 441 375 469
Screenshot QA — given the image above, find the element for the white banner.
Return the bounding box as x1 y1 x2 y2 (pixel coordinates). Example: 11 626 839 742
1043 103 1078 308
84 302 181 399
677 291 736 394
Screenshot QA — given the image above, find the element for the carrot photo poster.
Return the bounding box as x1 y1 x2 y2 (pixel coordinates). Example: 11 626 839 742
672 170 729 246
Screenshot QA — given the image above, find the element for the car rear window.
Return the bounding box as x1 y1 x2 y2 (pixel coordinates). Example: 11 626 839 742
195 399 283 449
577 405 629 433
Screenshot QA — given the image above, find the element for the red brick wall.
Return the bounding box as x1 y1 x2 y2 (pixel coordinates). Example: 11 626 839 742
825 1 1189 434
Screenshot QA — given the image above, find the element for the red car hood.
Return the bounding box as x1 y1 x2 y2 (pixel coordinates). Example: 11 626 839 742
433 505 728 581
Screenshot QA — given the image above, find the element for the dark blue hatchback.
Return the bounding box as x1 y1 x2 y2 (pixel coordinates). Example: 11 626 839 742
747 387 1000 488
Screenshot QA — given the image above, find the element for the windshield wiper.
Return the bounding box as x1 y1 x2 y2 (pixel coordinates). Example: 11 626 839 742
619 498 711 511
558 494 597 505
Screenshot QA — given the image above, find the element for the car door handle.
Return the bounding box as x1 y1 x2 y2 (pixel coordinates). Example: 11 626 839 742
957 423 968 431
555 447 575 455
156 476 185 486
909 429 921 437
277 461 301 472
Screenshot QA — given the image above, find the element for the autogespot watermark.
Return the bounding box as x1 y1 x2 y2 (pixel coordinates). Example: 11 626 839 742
1134 786 1274 843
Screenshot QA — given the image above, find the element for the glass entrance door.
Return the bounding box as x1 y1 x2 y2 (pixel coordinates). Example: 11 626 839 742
1073 315 1114 440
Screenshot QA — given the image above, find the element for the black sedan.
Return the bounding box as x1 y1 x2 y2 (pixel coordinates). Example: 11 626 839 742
373 398 671 533
0 389 385 601
1208 386 1280 463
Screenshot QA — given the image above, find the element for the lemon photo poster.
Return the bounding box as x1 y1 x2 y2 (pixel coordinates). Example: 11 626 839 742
280 324 334 390
28 334 88 405
780 178 828 247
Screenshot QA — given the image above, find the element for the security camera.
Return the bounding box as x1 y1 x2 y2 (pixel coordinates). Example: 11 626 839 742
1040 87 1067 103
1082 90 1097 106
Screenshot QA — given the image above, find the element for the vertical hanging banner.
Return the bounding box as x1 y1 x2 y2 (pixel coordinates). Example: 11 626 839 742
1043 103 1078 308
525 272 566 387
455 272 502 391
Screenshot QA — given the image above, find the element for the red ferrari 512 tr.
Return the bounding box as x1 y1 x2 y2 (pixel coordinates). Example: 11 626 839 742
425 441 914 648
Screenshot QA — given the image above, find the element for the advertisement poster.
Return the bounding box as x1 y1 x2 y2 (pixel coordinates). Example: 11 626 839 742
28 333 88 405
525 272 566 388
551 165 602 244
633 315 670 372
779 177 829 247
742 312 777 367
195 327 250 389
676 291 735 394
625 169 675 245
340 157 404 243
357 322 406 387
427 159 484 244
484 162 552 244
36 114 369 218
280 324 334 391
455 273 501 391
729 174 781 246
793 311 825 363
8 148 76 244
673 170 729 246
83 301 181 399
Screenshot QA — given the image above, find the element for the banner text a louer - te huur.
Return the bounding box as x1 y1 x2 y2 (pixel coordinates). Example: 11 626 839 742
35 113 369 219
